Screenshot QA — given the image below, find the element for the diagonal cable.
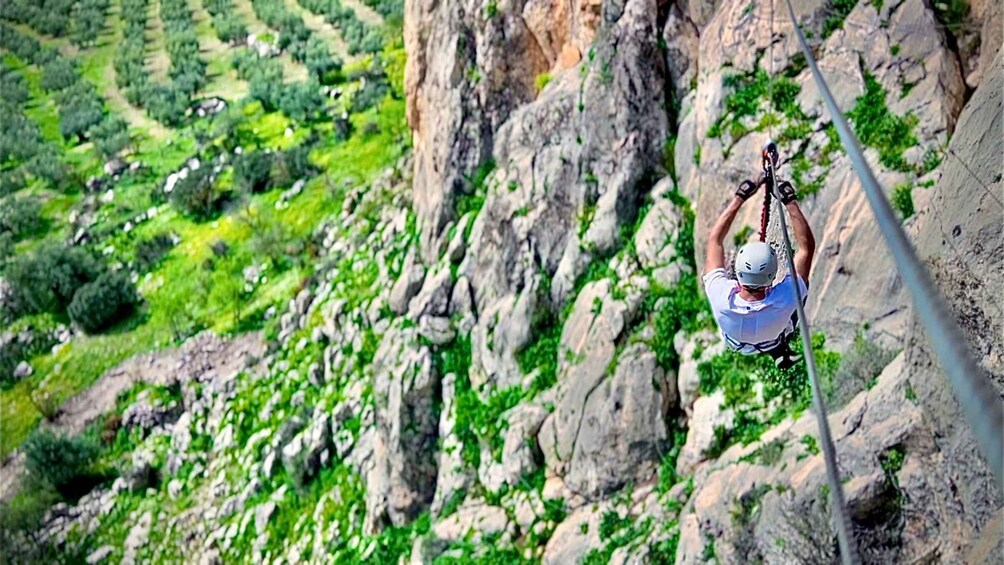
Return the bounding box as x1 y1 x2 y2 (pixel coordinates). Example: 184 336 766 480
781 0 1003 495
765 158 860 565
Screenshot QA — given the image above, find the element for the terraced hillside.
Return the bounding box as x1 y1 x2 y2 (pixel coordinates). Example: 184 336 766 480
0 0 405 496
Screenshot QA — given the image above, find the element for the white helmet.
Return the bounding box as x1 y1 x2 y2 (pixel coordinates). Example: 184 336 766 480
735 242 778 288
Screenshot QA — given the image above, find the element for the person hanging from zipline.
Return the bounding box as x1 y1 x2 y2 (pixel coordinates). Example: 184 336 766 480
702 142 816 369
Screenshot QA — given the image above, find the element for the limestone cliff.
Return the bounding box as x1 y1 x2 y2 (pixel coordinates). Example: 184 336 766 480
14 0 1003 563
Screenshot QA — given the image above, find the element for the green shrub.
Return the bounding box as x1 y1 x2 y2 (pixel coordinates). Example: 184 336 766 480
826 332 897 407
134 233 176 272
27 147 73 190
40 58 78 92
170 164 219 219
273 143 314 185
279 80 324 122
0 168 27 197
535 72 552 91
68 270 138 333
89 116 131 158
846 71 918 172
0 66 29 108
823 0 857 38
932 0 968 29
0 196 43 241
0 479 60 550
5 244 103 316
23 428 101 499
234 150 273 193
891 183 914 220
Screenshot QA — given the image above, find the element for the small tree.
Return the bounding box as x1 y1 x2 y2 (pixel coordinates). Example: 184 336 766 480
272 143 314 186
145 84 189 127
0 68 29 107
90 116 130 158
22 428 100 498
279 81 324 122
170 164 218 219
305 36 341 83
67 270 138 333
40 59 78 92
27 148 72 190
0 168 27 198
233 150 273 193
5 243 103 316
0 110 43 162
0 196 43 240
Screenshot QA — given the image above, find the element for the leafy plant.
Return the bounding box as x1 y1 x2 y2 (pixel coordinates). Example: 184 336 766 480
535 72 552 92
67 270 139 333
891 183 914 219
846 70 918 172
23 428 101 499
827 332 897 407
823 0 857 38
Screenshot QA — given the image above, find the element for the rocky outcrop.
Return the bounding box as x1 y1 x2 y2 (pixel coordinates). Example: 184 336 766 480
901 48 1004 533
405 0 550 261
462 0 668 392
676 351 992 563
366 324 440 529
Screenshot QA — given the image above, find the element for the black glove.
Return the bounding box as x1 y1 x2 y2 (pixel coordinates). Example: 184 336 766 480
777 180 797 204
736 179 758 201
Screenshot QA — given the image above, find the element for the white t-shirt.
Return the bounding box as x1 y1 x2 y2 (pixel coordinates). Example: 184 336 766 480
702 268 808 351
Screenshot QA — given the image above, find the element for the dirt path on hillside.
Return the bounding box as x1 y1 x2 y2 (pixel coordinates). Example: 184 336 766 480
188 0 250 100
281 0 350 60
0 331 265 503
230 0 309 82
342 0 383 27
146 0 172 82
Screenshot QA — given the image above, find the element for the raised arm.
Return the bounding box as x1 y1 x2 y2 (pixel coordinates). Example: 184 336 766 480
777 181 815 282
704 180 758 274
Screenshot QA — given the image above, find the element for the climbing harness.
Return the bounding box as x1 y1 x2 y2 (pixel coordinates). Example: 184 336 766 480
781 0 1002 495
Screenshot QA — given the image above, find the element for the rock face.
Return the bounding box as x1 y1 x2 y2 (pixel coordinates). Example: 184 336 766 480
901 49 1004 532
538 279 674 498
367 325 439 528
405 0 549 261
676 352 994 564
462 0 668 393
686 0 967 350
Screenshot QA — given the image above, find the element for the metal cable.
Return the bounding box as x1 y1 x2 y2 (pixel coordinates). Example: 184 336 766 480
782 0 1004 492
764 158 859 565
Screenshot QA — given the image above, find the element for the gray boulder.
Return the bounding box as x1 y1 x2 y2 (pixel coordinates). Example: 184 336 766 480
564 342 675 497
281 410 331 486
389 249 425 315
366 325 440 529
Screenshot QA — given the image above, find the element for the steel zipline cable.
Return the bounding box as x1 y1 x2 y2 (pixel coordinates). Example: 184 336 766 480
760 0 859 562
780 0 1004 497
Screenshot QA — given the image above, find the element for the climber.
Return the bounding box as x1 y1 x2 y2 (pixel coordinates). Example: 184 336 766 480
702 164 816 370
